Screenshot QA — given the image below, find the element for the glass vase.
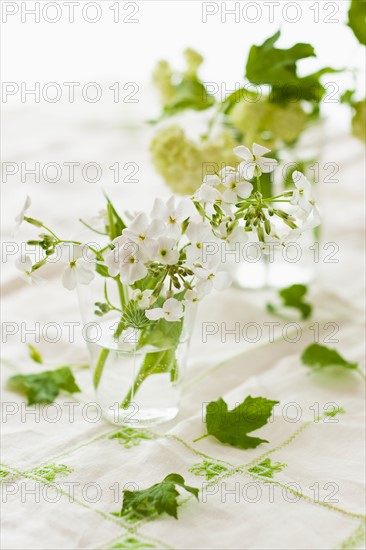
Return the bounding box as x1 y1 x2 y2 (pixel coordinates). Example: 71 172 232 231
230 119 325 290
77 276 196 427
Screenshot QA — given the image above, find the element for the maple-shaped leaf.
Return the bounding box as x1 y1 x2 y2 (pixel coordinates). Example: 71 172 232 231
301 344 358 372
246 30 338 103
8 367 80 405
120 474 199 520
348 0 366 46
198 396 279 450
267 284 312 320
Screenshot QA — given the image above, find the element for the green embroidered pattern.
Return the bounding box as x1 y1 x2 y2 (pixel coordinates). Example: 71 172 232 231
248 458 287 479
337 520 366 550
110 537 155 549
32 463 73 482
189 459 229 480
324 407 346 418
109 428 152 449
0 469 10 479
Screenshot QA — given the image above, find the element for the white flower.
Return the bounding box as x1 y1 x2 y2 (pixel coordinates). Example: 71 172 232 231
14 196 31 235
122 212 164 259
155 236 179 265
105 237 148 285
202 174 221 187
184 288 202 304
291 171 313 214
145 297 184 322
132 289 154 310
58 244 95 291
221 172 253 203
234 143 278 179
151 196 193 239
217 222 248 246
194 184 222 204
15 254 46 286
193 257 231 295
185 222 218 264
283 204 321 243
258 236 281 256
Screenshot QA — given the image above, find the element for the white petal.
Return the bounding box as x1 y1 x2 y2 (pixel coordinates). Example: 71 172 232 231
163 298 184 319
128 212 149 235
253 143 271 157
62 266 77 290
239 161 256 180
76 262 95 285
233 145 252 161
145 307 164 321
203 174 221 187
127 262 148 285
15 254 32 273
213 271 231 291
186 244 201 264
237 181 253 199
257 157 277 173
222 189 238 204
148 218 165 238
150 198 167 220
165 249 179 265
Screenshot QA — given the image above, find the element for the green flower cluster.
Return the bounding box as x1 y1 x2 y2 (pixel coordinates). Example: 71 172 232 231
228 95 307 149
152 60 175 104
352 98 366 142
150 125 238 194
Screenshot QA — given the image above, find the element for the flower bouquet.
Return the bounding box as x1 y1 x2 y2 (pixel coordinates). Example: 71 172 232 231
15 145 319 426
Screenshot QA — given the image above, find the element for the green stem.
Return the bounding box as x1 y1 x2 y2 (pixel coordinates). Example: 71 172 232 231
193 433 209 443
120 347 177 409
356 368 366 381
93 201 128 389
256 175 261 195
93 317 126 389
93 349 110 388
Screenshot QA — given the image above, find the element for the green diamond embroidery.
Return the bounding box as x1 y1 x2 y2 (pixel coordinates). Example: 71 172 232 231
248 458 287 479
32 463 73 482
324 406 345 418
110 537 155 548
109 428 152 449
0 469 10 479
189 460 229 480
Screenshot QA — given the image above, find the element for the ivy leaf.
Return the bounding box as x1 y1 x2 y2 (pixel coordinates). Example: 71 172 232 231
8 367 80 405
197 396 279 450
348 0 366 45
245 30 338 103
120 473 199 519
27 344 43 364
267 284 312 320
301 344 358 372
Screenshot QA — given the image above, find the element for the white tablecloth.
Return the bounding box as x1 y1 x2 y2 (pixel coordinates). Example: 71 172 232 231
1 103 365 550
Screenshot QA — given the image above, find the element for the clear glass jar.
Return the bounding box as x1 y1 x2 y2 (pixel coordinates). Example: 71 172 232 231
77 275 196 427
230 119 324 290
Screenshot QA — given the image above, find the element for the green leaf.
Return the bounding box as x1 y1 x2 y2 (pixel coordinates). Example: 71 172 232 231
301 344 358 372
202 396 279 449
8 367 80 405
348 0 366 45
120 473 199 519
267 284 312 320
27 344 43 364
104 193 126 238
96 262 111 278
162 78 215 117
245 30 338 103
